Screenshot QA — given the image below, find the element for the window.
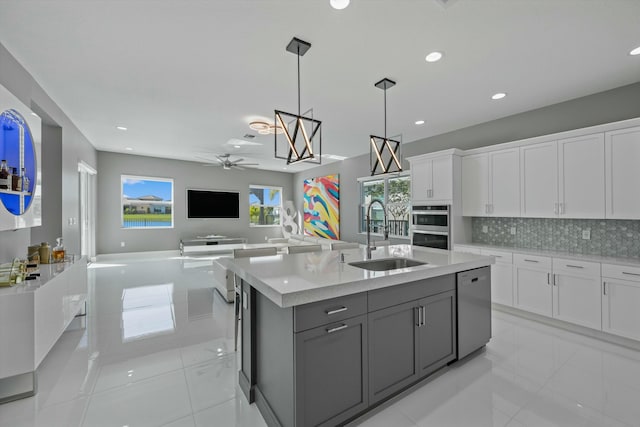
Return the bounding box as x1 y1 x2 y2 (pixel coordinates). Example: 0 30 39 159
359 174 410 238
249 185 282 226
121 175 174 229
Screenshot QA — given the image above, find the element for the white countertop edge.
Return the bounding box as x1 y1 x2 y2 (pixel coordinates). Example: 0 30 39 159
224 250 493 308
454 243 640 267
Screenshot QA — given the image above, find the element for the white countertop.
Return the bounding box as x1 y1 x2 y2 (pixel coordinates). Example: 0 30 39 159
0 256 87 296
222 245 493 308
455 243 640 267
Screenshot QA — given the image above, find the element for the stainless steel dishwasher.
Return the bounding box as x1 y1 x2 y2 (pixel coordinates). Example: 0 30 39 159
457 267 492 359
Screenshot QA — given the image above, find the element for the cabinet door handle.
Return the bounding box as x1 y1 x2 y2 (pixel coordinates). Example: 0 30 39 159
622 271 640 277
603 282 607 295
524 259 539 263
326 324 348 334
554 203 559 214
421 306 426 326
325 306 347 315
565 264 584 269
414 306 421 326
553 274 557 286
547 273 551 285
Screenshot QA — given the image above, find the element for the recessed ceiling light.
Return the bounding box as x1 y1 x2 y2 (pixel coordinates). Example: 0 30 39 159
116 126 127 131
415 120 425 125
125 147 133 151
425 51 443 63
630 46 640 56
330 0 350 10
234 145 241 149
491 92 507 100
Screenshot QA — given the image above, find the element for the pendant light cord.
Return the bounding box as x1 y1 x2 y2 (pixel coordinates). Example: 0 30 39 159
384 87 387 140
297 45 301 116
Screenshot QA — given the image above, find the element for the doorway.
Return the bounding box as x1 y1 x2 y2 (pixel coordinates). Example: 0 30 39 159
78 161 97 261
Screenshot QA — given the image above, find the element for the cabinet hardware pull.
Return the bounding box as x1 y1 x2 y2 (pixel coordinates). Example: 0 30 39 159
326 324 348 334
565 264 584 269
421 306 426 326
325 306 348 315
553 274 557 286
554 203 559 214
414 307 421 326
559 203 565 215
493 255 502 258
603 282 607 295
547 273 551 285
524 259 539 263
622 271 640 277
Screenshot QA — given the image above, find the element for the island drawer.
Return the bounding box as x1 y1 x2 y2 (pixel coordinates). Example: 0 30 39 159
368 274 455 312
294 293 367 332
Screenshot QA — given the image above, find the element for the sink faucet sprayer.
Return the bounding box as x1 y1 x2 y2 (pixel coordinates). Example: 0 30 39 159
366 199 388 259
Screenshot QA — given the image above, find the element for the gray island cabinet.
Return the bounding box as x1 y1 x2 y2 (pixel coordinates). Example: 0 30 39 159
225 245 493 427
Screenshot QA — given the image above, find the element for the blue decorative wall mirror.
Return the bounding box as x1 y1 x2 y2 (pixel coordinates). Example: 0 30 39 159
0 109 37 215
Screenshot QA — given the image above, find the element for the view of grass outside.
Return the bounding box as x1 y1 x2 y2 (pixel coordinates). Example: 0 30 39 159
121 176 174 229
250 185 282 226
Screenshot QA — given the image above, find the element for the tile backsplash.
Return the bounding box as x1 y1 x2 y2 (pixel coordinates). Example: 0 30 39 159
472 217 640 259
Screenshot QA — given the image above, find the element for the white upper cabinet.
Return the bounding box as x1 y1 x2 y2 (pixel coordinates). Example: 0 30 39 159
520 134 604 218
408 152 455 205
461 154 488 216
520 141 558 218
605 126 640 219
462 149 519 217
557 134 605 218
489 149 520 217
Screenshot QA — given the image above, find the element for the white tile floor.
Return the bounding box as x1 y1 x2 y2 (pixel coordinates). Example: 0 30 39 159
2 253 640 427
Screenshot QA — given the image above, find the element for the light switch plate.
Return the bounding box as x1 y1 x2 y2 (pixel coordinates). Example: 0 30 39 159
510 227 517 235
582 229 591 240
482 226 488 233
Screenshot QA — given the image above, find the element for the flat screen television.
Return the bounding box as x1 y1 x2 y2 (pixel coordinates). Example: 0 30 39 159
187 189 239 219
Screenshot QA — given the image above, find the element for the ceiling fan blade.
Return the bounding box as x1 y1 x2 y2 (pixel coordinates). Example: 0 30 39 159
233 158 245 163
236 162 259 166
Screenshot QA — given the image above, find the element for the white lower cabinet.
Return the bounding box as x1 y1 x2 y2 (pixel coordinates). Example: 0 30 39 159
602 264 640 341
481 249 513 306
514 254 553 316
551 258 602 330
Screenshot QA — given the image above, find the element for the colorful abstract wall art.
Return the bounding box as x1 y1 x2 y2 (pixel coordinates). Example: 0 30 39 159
303 174 340 239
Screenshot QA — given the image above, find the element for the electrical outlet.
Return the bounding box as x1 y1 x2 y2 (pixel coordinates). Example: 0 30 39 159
120 241 126 247
482 226 488 233
582 229 591 240
510 227 517 235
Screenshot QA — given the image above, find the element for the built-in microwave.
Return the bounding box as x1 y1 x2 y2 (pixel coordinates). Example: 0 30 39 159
411 205 450 250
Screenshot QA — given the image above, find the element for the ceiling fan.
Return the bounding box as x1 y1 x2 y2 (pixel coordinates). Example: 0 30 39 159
197 153 259 170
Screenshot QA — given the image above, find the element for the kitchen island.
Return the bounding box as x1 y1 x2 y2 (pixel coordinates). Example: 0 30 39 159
223 245 493 427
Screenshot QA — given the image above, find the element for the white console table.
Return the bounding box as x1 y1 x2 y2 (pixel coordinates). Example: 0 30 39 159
179 235 247 255
0 257 87 404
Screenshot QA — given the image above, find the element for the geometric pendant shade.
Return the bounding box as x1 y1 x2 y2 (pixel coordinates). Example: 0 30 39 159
274 37 322 165
370 77 402 175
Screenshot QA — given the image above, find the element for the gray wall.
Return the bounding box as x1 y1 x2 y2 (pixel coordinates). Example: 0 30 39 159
96 151 295 254
0 41 97 260
30 124 62 246
294 81 640 244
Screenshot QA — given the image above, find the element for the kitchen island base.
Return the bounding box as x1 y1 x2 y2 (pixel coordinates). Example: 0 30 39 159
240 269 489 427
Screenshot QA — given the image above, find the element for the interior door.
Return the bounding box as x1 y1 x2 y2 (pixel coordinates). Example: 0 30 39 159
78 161 97 261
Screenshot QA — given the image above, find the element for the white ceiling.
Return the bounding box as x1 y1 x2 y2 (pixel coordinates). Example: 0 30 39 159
1 0 639 173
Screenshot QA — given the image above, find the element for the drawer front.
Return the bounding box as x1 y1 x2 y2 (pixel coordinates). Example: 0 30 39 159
552 257 601 278
294 293 367 332
368 274 456 312
480 249 513 264
602 263 640 282
514 253 552 270
454 245 482 255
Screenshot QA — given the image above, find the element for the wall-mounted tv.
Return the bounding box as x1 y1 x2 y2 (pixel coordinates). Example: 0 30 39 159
186 189 240 219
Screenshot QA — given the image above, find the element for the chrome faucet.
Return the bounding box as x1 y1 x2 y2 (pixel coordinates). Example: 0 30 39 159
366 199 388 259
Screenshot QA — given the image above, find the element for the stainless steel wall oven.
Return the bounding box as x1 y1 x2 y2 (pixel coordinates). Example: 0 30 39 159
411 205 450 250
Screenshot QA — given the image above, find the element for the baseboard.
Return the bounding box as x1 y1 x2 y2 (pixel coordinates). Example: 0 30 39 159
493 303 640 352
238 370 254 403
254 386 282 427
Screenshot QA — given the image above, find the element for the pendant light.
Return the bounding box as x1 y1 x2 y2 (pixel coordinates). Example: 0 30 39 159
370 78 402 175
274 37 322 165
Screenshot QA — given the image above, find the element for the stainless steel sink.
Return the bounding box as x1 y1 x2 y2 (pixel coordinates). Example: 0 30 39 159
348 257 426 271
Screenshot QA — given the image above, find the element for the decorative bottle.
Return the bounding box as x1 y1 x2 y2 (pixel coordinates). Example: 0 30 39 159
11 167 22 191
21 167 29 193
0 160 10 189
52 238 65 263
